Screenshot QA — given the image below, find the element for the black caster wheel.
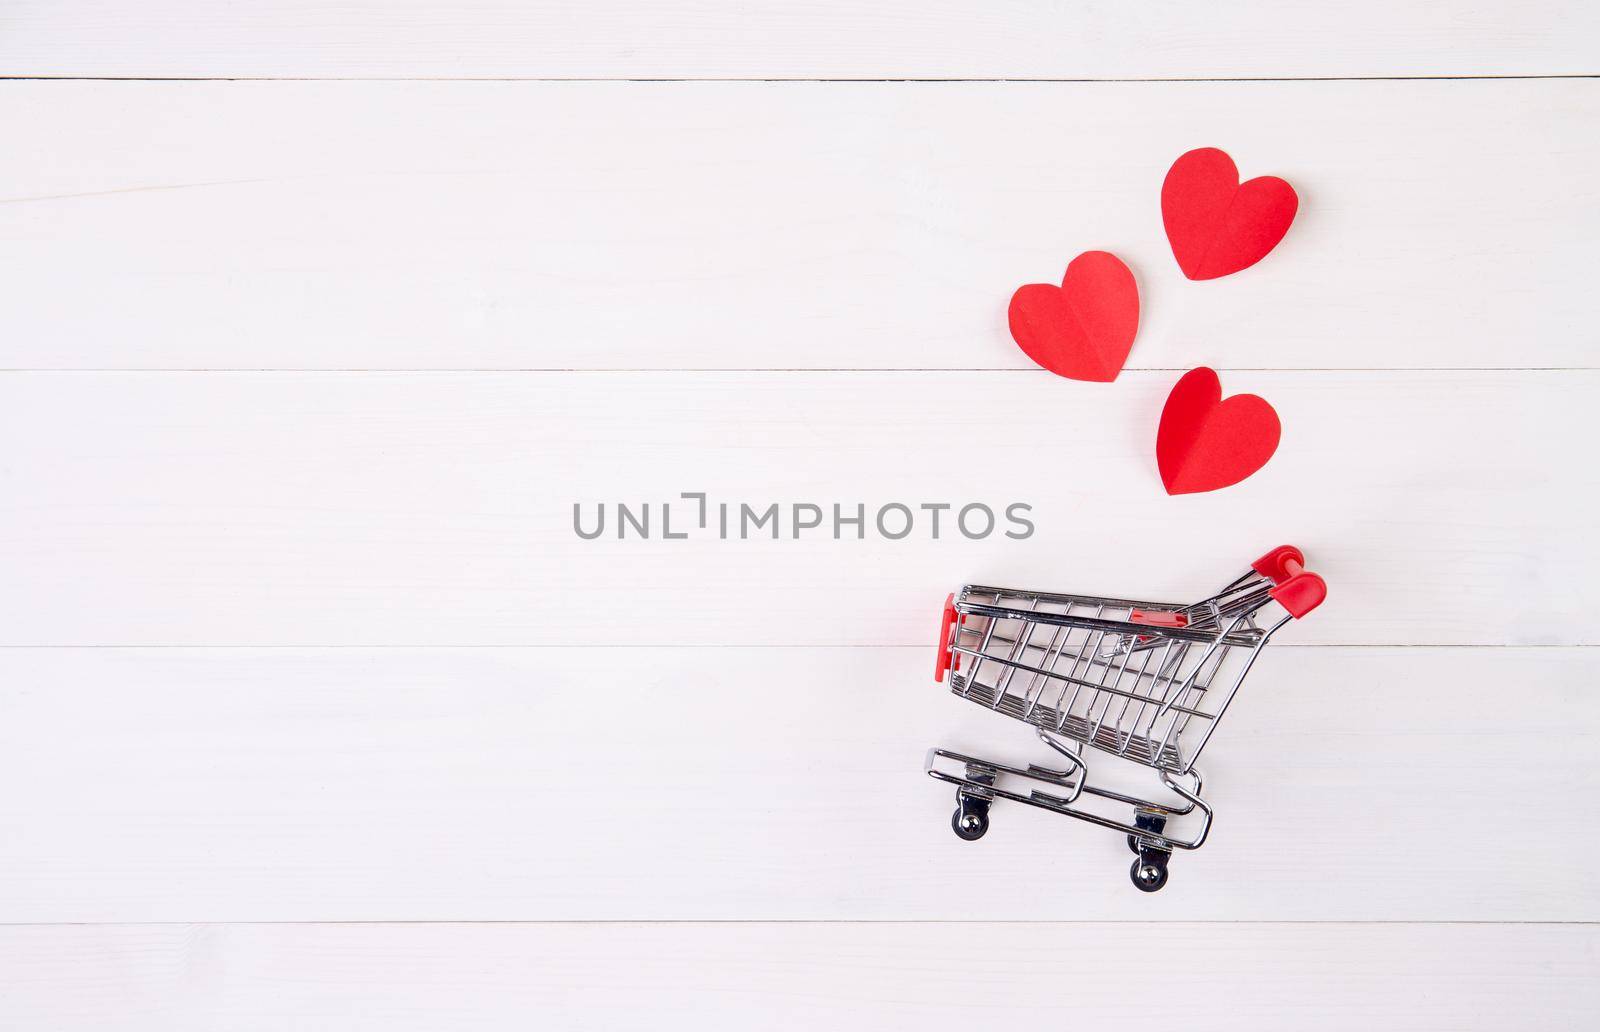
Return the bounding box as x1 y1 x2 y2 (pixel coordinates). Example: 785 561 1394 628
1127 834 1142 855
1130 857 1170 892
951 807 989 840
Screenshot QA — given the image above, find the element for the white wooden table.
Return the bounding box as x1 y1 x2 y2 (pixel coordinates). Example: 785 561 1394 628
2 4 1597 1028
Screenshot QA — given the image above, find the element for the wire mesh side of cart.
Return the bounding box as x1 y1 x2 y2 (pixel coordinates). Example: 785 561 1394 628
943 571 1289 775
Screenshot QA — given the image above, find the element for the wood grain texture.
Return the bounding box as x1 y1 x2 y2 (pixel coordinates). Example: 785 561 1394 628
3 922 1596 1031
2 8 1596 1023
2 1 1595 79
1 646 1594 922
1 370 1592 647
2 80 1596 370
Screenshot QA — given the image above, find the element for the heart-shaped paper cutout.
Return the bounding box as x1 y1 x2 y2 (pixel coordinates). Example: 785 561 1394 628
1162 148 1298 281
1007 250 1139 381
1156 367 1281 494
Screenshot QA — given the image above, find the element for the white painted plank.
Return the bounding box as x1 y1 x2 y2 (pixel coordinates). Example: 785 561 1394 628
0 371 1592 646
1 922 1595 1032
1 79 1595 370
0 646 1593 921
2 1 1594 79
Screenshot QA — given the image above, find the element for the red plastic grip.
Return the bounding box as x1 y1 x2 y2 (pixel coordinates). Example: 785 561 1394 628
1252 545 1305 583
934 593 960 682
1251 545 1326 619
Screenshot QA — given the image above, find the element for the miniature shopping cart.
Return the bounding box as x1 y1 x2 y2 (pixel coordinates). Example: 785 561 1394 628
926 545 1326 892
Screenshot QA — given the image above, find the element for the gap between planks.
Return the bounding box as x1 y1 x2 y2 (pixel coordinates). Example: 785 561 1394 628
0 367 1593 373
1 918 1596 927
0 643 1591 649
2 75 1597 83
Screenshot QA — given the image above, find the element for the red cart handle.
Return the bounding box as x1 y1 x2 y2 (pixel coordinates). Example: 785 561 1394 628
1251 545 1327 619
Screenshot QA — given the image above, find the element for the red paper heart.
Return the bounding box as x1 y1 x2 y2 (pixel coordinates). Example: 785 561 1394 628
1007 250 1139 382
1162 148 1298 281
1156 367 1281 495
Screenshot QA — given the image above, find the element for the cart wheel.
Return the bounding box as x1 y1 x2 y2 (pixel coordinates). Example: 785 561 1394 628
1127 834 1142 855
1130 858 1169 892
951 807 989 841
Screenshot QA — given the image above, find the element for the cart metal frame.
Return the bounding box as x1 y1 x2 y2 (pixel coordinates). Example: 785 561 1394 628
926 545 1325 891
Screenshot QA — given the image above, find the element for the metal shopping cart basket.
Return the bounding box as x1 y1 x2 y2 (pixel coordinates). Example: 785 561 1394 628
926 545 1326 892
